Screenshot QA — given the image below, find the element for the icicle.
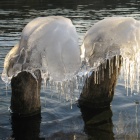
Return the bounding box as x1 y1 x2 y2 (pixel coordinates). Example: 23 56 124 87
76 76 80 94
60 82 63 101
96 70 98 84
61 81 65 95
108 59 111 79
70 98 73 109
45 90 47 107
81 76 84 87
36 79 38 99
82 74 87 87
115 55 118 67
102 64 104 81
72 77 77 90
94 70 96 84
69 80 75 109
70 80 74 94
123 58 126 88
98 68 100 84
76 76 79 90
126 86 128 96
129 61 135 95
57 82 62 100
78 77 81 94
116 65 118 78
104 60 107 69
65 81 70 101
117 56 121 77
79 76 82 88
43 77 47 91
126 59 129 96
115 56 118 77
111 59 113 74
54 81 58 91
136 62 139 93
50 80 54 98
137 54 140 93
5 83 8 96
1 73 11 95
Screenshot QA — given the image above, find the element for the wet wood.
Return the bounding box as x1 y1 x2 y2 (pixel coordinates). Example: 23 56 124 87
79 56 121 108
10 70 42 117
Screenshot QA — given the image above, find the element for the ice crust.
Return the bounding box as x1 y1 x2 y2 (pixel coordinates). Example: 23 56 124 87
1 16 81 84
2 16 140 98
81 17 140 66
81 17 140 94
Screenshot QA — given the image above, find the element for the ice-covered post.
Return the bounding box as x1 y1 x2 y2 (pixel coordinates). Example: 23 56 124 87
1 16 80 116
79 56 121 108
79 17 140 108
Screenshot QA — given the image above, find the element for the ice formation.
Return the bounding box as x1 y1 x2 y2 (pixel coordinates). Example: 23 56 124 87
81 17 140 95
1 16 81 85
2 16 140 102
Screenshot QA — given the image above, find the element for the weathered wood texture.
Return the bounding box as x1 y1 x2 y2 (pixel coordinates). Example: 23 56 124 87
79 56 121 108
11 70 42 117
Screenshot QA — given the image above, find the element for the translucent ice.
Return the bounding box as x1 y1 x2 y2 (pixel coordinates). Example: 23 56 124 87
81 17 140 94
1 16 81 84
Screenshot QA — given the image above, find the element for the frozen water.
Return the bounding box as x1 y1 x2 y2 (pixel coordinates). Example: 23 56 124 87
2 16 140 102
1 43 20 84
1 16 81 84
1 16 82 104
81 17 140 95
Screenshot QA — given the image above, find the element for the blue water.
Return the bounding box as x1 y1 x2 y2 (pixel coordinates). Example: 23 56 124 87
0 0 140 139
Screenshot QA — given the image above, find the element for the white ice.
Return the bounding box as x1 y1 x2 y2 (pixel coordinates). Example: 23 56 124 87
3 16 140 101
81 17 140 94
1 16 81 84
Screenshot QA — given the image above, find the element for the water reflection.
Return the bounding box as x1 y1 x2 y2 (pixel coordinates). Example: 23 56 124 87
10 114 44 140
80 106 114 140
114 102 140 140
0 0 138 10
9 103 115 140
9 104 140 140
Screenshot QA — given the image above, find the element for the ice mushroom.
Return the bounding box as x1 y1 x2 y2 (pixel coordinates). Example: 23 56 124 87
1 16 81 84
81 17 140 94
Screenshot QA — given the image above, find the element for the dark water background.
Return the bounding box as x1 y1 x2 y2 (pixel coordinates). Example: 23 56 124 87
0 0 140 139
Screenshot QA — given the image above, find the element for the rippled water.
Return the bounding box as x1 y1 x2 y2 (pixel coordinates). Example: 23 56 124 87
1 0 140 139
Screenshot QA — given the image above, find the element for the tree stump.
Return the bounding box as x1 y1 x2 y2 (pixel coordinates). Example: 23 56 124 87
10 70 42 117
79 56 121 108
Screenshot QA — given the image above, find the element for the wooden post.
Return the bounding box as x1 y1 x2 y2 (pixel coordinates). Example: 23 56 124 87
79 56 121 108
10 70 42 117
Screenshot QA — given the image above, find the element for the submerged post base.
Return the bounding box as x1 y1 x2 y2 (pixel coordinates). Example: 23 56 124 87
11 70 42 117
